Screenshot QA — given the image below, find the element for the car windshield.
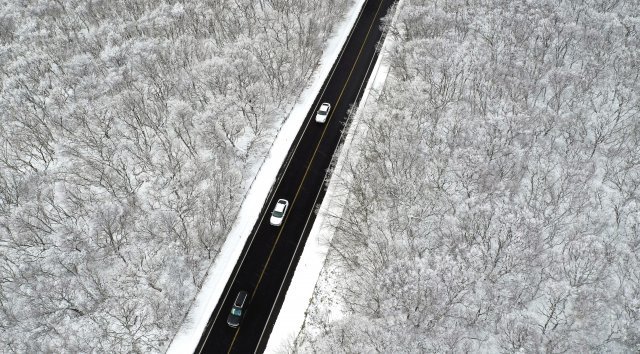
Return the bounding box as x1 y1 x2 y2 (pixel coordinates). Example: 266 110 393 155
272 210 283 217
231 307 242 316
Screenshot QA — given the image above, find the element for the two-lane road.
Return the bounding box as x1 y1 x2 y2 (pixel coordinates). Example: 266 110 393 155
196 0 397 352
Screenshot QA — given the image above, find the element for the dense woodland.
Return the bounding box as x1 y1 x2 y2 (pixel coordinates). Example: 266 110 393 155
0 0 350 351
297 0 640 352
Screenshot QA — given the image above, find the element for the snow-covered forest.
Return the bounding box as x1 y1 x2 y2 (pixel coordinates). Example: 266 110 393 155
297 0 640 352
0 0 350 351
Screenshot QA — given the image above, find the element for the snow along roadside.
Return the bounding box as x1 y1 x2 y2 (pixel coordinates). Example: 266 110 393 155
166 1 367 352
264 0 404 352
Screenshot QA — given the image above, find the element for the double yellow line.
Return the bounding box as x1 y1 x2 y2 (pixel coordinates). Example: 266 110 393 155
227 0 388 352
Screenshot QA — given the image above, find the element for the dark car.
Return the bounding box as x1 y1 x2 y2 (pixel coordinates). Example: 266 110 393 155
227 291 249 328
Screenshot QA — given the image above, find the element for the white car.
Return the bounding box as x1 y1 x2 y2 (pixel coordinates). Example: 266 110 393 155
270 199 289 226
315 103 331 123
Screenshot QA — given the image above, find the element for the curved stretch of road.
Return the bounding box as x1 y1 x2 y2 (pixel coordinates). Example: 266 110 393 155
196 0 397 352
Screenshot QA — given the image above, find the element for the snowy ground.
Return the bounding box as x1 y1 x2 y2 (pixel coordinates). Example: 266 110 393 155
264 0 403 352
166 1 367 352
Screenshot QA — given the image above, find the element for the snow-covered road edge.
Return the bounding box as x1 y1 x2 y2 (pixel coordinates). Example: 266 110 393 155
264 1 404 352
166 1 367 353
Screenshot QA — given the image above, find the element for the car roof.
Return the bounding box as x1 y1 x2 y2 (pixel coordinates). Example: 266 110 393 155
234 291 248 307
274 202 286 212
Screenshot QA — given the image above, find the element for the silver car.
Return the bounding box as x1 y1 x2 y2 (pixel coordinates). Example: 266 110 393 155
270 199 289 226
315 103 331 123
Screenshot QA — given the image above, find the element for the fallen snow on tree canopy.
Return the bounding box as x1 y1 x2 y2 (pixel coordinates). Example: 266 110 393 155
296 0 640 352
0 0 354 352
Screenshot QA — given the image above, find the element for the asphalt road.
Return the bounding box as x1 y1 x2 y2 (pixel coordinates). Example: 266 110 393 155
195 0 397 352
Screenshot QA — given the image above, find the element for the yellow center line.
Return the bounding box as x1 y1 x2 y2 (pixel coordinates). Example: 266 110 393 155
227 0 387 352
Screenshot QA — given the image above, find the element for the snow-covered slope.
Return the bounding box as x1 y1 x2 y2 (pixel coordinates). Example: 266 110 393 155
296 0 640 352
0 0 352 352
